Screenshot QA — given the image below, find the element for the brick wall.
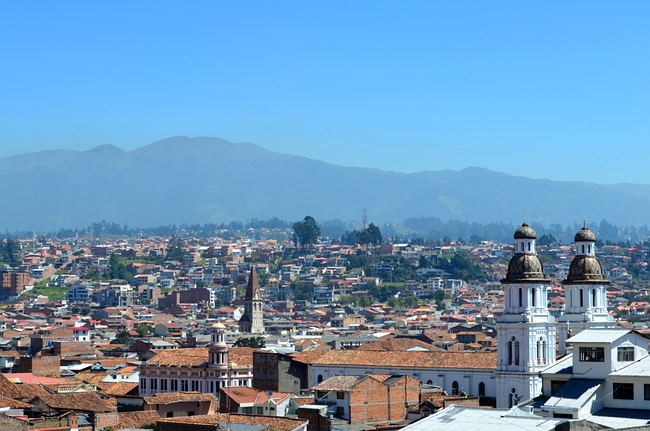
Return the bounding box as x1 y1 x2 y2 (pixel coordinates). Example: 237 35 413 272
14 355 61 377
94 411 119 429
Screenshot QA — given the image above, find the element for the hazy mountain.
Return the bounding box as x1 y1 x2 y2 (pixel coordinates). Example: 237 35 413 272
1 136 649 232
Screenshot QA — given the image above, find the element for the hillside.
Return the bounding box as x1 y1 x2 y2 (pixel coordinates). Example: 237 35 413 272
0 136 649 231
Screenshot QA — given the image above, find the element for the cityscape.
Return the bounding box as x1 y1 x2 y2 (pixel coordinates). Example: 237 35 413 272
3 1 650 430
1 217 650 430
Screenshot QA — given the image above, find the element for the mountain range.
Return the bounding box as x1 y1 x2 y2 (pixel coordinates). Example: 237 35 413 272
1 136 649 232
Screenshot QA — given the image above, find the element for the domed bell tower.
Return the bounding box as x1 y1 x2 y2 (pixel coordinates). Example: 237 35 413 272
558 224 614 354
496 223 556 408
208 323 228 370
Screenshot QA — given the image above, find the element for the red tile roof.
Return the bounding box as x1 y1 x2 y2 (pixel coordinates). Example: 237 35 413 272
311 349 497 369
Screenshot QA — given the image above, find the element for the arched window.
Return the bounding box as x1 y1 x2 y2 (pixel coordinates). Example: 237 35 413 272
592 289 597 308
478 382 486 397
519 288 523 307
508 340 513 365
515 341 520 365
509 388 518 407
427 380 433 385
588 245 592 253
582 244 585 253
317 375 323 383
531 288 536 307
452 381 459 396
580 289 584 307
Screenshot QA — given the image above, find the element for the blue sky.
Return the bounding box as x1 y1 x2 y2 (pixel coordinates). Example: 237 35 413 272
1 1 649 184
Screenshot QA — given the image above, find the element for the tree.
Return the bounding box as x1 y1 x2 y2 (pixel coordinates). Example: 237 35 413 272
292 216 320 248
233 337 266 348
166 237 186 262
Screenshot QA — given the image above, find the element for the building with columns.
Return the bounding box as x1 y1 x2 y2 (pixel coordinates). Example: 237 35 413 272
139 323 253 398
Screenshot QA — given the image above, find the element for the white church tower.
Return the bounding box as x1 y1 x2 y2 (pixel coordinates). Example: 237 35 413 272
557 224 614 354
496 223 556 408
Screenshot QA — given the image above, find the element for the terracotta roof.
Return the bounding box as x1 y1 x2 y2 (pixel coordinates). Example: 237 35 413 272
147 347 255 368
0 396 32 409
0 373 27 399
156 413 307 431
291 396 315 405
221 386 292 405
289 349 330 364
117 411 161 430
310 350 497 369
144 392 216 404
313 375 364 390
356 338 440 351
31 392 117 412
101 381 139 396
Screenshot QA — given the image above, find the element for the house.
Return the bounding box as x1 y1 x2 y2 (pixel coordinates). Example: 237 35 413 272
530 329 650 426
311 373 420 424
140 324 254 398
220 386 292 416
143 392 217 418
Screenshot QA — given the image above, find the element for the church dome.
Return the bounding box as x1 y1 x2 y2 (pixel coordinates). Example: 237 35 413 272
503 253 547 282
212 323 225 330
514 223 537 239
563 255 609 284
574 227 596 243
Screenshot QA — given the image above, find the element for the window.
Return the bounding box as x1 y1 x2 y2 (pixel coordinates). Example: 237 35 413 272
256 407 264 415
336 407 345 417
140 378 146 390
531 288 536 307
151 379 157 390
478 382 485 397
452 381 459 396
337 391 345 399
161 379 168 391
644 384 650 400
613 383 634 400
579 346 604 362
618 347 635 362
515 341 520 365
317 375 323 383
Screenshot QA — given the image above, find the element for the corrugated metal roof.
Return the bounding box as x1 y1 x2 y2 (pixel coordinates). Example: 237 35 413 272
540 353 573 375
400 405 566 431
543 378 604 410
566 329 630 344
611 354 650 376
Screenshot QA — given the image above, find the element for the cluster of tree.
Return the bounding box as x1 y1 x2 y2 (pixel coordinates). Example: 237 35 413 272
233 336 266 348
165 237 186 262
340 223 383 247
399 217 650 244
0 238 20 264
289 280 313 302
292 216 321 248
434 253 487 282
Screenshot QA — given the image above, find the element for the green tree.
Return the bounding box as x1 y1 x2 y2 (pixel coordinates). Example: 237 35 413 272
233 336 266 348
135 324 152 337
111 330 132 344
166 237 186 261
292 216 321 249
